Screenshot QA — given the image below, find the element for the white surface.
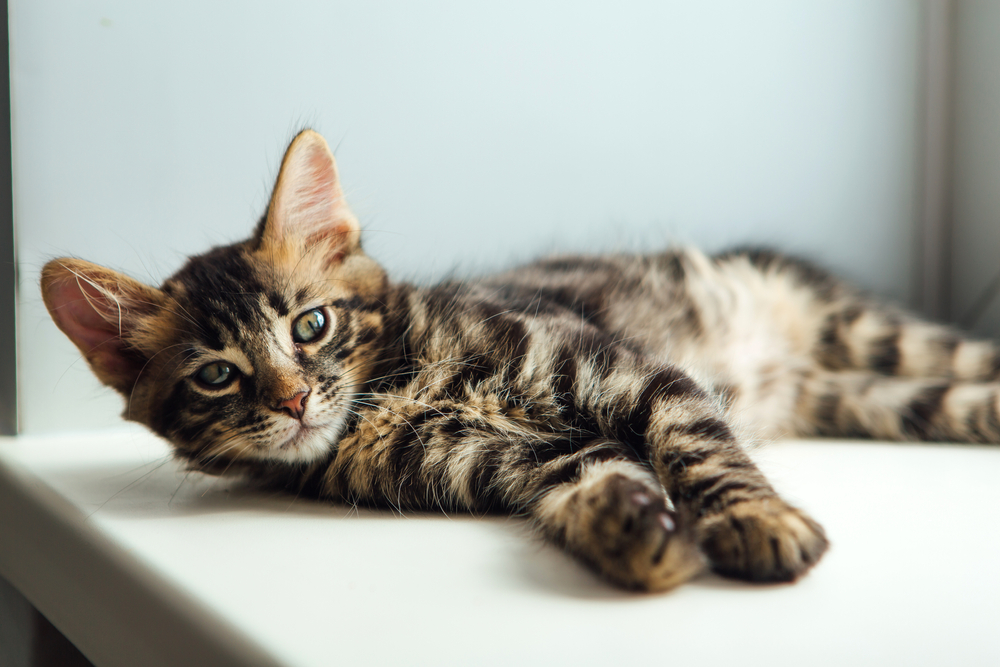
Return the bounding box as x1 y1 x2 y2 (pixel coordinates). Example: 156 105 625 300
2 429 999 667
11 1 924 433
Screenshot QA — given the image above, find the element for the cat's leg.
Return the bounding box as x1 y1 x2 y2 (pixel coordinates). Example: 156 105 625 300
817 300 1000 381
323 414 706 590
522 439 706 591
571 361 829 583
796 370 1000 442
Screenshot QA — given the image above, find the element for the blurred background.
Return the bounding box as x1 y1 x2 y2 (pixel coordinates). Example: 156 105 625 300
3 0 999 435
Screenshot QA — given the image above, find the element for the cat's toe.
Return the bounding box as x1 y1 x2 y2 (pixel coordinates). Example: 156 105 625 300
700 498 828 583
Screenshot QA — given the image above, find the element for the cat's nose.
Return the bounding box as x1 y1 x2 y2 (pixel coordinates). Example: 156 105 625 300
277 390 310 420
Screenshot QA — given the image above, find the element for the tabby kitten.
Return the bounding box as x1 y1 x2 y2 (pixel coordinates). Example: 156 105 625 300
41 130 1000 591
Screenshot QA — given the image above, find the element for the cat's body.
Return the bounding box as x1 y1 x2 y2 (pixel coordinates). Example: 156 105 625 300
41 131 1000 591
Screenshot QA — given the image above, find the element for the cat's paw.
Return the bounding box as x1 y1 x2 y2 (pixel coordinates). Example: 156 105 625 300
566 473 705 591
699 498 828 582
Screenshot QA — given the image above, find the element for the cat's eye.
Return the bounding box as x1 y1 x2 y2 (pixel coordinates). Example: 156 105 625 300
292 308 327 344
196 361 237 388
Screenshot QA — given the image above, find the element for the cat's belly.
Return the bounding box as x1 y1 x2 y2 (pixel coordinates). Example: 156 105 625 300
614 253 823 441
645 326 808 442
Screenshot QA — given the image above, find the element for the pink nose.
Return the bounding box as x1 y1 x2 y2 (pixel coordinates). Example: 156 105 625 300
277 391 309 420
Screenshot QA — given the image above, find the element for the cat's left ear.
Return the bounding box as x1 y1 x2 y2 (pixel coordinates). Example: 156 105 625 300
259 130 360 264
41 259 167 395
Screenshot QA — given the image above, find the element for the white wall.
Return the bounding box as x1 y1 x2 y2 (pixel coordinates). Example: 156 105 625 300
12 1 923 433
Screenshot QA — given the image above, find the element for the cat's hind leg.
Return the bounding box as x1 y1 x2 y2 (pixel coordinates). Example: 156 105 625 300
817 300 1000 381
796 370 1000 442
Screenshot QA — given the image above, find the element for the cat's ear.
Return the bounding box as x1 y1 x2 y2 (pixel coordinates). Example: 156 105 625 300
259 130 360 264
41 259 167 394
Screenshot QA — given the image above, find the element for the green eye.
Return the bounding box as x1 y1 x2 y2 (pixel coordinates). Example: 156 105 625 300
196 361 236 388
293 308 327 343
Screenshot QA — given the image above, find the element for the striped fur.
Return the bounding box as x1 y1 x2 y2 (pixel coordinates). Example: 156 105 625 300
40 131 1000 591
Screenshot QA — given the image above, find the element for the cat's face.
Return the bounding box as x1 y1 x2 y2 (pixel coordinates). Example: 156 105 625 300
138 238 387 470
42 130 387 471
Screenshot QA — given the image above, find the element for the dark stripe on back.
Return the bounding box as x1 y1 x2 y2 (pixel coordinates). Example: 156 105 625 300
718 247 837 299
656 251 687 281
533 256 617 274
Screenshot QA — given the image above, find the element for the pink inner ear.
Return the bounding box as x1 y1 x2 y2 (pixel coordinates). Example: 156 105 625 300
285 145 349 247
47 276 137 380
264 131 360 260
295 147 337 214
294 146 359 263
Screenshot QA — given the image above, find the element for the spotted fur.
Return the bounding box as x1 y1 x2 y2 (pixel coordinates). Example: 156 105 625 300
40 130 1000 591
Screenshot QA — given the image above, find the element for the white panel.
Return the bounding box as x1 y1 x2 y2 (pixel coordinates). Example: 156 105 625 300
12 1 921 433
951 1 1000 336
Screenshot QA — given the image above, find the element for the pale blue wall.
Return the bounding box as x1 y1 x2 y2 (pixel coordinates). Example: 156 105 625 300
12 1 923 433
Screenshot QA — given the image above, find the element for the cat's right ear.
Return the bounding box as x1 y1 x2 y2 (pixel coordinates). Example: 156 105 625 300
258 129 360 265
41 259 167 394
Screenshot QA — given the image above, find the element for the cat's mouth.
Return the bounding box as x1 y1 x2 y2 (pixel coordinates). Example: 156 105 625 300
267 413 347 463
279 423 317 450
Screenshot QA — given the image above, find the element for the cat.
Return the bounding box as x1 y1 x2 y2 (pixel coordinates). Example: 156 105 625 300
40 130 1000 591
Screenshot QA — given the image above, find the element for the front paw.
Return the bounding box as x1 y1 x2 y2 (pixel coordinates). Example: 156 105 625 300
566 473 706 591
699 498 828 582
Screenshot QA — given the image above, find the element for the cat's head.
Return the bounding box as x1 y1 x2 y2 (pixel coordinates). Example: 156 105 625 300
41 130 389 472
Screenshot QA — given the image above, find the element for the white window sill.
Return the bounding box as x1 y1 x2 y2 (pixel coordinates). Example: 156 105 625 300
1 429 998 667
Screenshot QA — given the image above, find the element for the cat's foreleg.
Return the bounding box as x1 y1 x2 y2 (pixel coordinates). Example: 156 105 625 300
575 362 829 582
519 438 706 591
325 403 705 590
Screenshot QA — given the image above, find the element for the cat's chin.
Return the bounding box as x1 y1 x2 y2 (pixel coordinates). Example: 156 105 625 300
264 414 347 464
